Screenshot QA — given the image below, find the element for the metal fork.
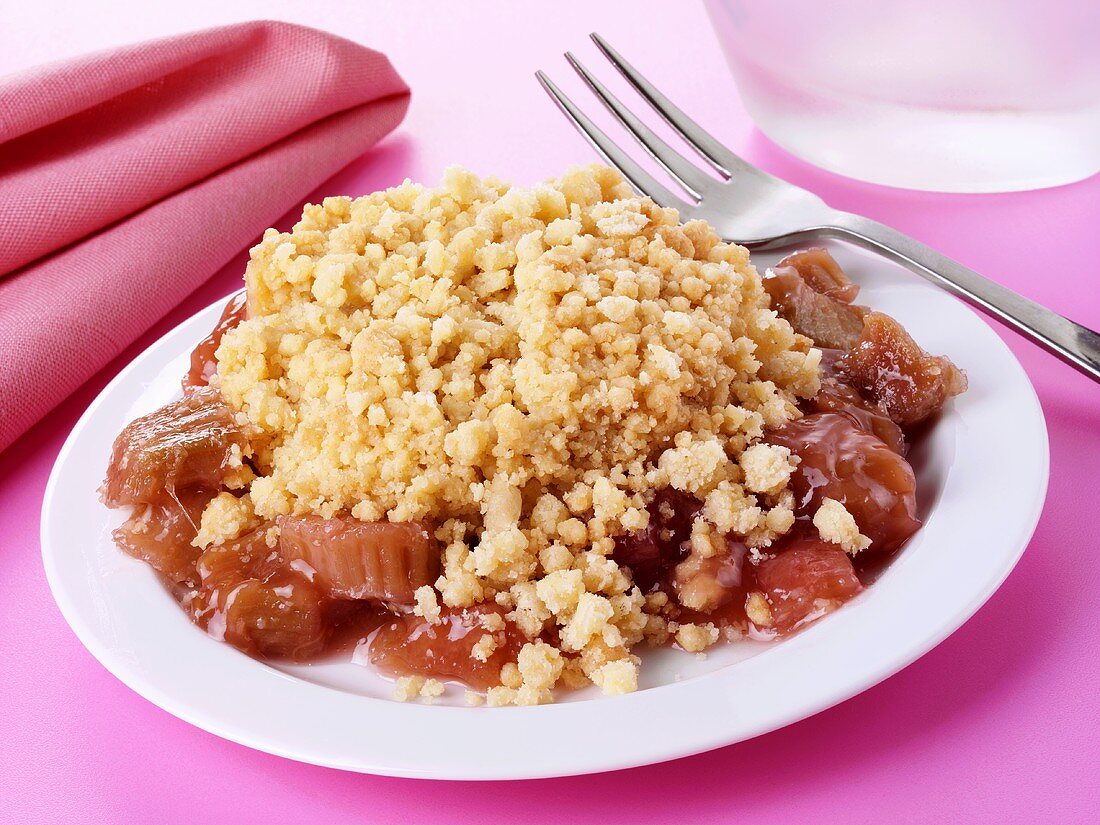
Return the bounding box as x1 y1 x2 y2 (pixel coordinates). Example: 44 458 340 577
537 33 1100 384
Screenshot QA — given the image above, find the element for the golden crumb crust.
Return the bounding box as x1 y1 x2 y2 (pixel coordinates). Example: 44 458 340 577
813 497 872 554
206 164 821 703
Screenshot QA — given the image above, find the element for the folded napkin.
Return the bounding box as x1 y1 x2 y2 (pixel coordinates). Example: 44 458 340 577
0 20 410 453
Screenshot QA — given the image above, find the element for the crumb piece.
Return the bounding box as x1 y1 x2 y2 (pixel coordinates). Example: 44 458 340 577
746 591 773 627
675 622 720 653
557 518 587 547
591 198 650 237
575 552 631 595
702 481 763 536
470 634 498 663
465 690 485 706
413 585 442 625
535 569 585 616
764 505 795 534
437 566 484 609
393 675 426 702
478 611 505 632
813 497 872 554
514 685 552 706
507 581 550 637
518 641 564 688
488 641 566 705
657 436 730 494
220 442 256 490
671 553 729 613
739 444 796 494
539 542 574 573
590 659 638 696
500 662 523 690
486 687 517 707
560 593 615 651
688 518 721 559
472 526 531 580
644 590 669 611
419 679 445 702
263 524 280 548
192 492 258 548
559 658 590 690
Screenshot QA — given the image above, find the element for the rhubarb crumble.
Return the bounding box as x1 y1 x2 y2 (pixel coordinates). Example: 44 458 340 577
102 165 965 705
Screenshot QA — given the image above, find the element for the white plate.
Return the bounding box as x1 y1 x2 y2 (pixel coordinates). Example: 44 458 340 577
41 242 1048 780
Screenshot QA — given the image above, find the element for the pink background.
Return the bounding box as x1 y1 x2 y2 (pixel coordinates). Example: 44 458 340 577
2 2 1098 821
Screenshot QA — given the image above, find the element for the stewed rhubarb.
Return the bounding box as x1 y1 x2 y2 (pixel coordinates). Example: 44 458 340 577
103 386 247 507
763 260 869 349
190 527 332 660
113 488 213 586
771 247 861 304
754 537 863 633
184 291 248 389
810 348 907 455
612 488 701 593
767 412 921 552
100 162 966 706
277 515 439 604
842 311 968 427
369 605 524 691
766 248 966 431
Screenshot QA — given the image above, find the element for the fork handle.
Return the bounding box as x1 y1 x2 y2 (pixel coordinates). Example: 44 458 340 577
826 212 1100 384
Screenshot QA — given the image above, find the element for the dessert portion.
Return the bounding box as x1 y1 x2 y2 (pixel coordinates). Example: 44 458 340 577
102 165 964 706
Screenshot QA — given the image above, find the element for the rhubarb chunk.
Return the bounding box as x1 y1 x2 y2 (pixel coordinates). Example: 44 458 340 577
277 515 438 604
184 291 248 389
842 312 967 427
754 537 863 633
811 348 907 454
612 489 701 593
191 527 331 660
369 604 523 691
103 386 248 507
763 263 868 349
768 413 920 552
112 488 213 586
772 247 860 303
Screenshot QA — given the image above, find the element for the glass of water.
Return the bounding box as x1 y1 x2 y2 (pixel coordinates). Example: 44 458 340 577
704 0 1100 192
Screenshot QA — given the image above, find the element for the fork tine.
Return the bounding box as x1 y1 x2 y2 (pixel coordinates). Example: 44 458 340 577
535 70 693 213
564 52 713 201
591 32 761 180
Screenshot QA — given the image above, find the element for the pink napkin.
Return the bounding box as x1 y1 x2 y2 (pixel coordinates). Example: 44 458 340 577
0 21 410 453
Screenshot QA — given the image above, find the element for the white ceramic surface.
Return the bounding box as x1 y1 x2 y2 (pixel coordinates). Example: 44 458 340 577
41 241 1048 779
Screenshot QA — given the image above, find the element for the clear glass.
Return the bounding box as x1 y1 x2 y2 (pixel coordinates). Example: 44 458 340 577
704 0 1100 192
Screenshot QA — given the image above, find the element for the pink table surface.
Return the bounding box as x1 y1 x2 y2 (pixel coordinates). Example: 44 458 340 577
2 2 1098 822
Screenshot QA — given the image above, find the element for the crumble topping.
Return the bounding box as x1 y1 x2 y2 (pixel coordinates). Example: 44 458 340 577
392 675 423 702
813 497 872 554
192 491 259 548
486 640 566 706
675 622 720 653
745 591 774 627
590 659 639 695
470 634 499 663
413 585 442 625
207 164 820 701
419 678 445 702
393 675 447 703
464 690 484 706
739 443 797 494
